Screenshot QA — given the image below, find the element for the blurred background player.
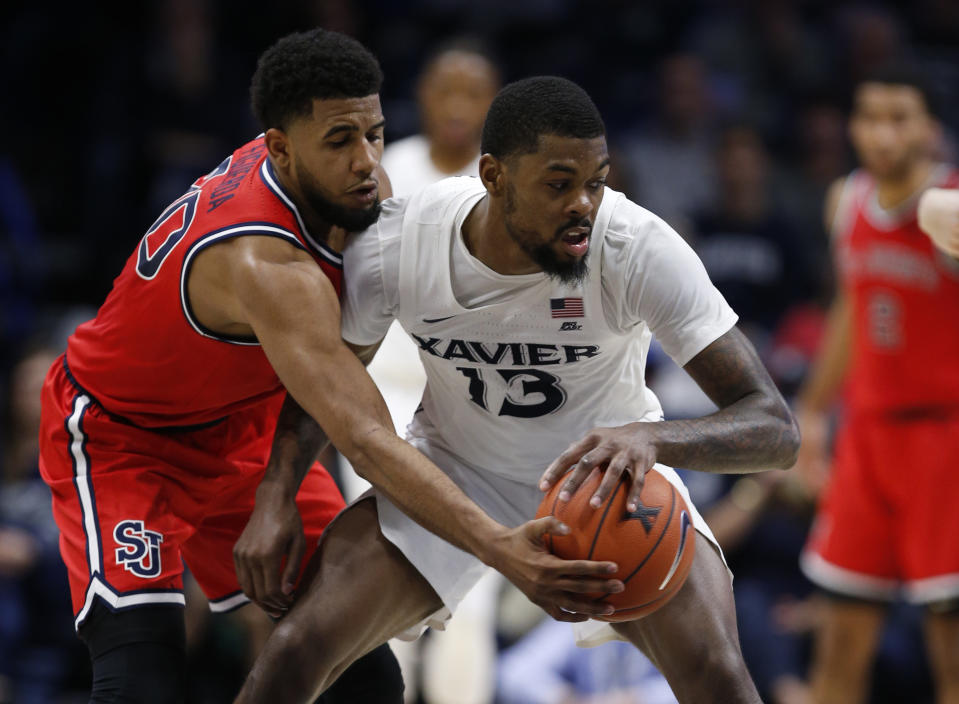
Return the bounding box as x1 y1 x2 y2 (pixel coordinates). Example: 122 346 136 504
381 38 500 199
795 65 959 704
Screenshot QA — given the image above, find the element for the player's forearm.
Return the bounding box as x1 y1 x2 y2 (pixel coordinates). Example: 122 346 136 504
256 393 328 501
346 427 508 564
656 326 799 473
796 295 851 414
644 389 800 473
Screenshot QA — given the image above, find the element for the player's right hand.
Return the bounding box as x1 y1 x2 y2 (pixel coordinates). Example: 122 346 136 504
233 490 306 619
485 516 623 622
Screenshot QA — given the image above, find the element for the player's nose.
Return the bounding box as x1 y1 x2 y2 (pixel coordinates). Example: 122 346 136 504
352 139 379 177
565 188 595 219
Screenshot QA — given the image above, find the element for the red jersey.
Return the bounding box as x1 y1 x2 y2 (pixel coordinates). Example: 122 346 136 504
65 137 344 428
833 165 959 413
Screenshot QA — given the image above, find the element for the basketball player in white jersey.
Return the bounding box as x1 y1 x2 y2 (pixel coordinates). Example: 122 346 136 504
237 77 799 704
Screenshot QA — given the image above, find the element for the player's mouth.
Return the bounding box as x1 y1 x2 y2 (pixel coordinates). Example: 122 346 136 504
560 227 591 257
347 180 378 205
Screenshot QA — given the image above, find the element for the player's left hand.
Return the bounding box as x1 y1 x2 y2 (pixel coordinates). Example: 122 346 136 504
540 423 657 513
918 187 959 258
233 486 305 618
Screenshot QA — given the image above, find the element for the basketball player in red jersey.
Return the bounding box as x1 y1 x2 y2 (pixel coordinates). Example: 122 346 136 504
795 65 959 704
38 30 619 703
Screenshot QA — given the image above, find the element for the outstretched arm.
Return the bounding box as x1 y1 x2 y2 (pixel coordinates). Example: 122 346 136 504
541 326 800 512
223 237 620 621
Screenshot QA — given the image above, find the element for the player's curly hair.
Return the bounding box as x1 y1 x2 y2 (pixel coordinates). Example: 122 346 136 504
481 76 605 159
250 29 383 130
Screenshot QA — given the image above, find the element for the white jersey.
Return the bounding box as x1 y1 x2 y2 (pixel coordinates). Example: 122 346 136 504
381 135 480 198
342 177 737 482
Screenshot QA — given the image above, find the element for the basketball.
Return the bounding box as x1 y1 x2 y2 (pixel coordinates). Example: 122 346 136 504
536 467 696 621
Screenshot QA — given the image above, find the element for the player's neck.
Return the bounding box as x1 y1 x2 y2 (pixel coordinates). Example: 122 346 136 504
461 197 539 276
874 160 936 211
430 141 479 175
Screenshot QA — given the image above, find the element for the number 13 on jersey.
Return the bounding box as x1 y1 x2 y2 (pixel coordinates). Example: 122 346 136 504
456 367 567 418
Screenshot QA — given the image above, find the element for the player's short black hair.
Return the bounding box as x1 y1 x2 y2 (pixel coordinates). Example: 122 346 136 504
853 62 939 118
481 76 606 159
250 28 383 130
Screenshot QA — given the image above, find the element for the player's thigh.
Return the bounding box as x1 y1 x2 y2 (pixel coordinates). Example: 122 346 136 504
612 531 745 677
802 419 899 595
40 388 198 623
898 415 959 595
282 497 443 662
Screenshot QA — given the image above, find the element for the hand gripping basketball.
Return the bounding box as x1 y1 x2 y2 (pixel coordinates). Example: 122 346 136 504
536 467 696 621
486 516 625 622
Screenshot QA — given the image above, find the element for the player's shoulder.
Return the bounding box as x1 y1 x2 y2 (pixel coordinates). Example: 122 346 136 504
217 228 314 268
344 193 412 259
601 188 684 253
824 174 852 221
192 136 292 230
406 176 485 225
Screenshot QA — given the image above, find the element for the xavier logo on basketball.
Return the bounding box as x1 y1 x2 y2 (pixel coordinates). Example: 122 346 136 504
624 501 662 535
114 520 164 578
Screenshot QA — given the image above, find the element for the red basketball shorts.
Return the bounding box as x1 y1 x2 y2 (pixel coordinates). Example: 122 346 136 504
801 408 959 604
39 359 346 630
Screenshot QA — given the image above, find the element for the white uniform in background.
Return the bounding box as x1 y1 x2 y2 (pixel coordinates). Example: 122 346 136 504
342 177 735 647
381 134 481 198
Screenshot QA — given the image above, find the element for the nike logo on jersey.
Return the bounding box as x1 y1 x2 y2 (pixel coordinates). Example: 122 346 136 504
422 315 458 324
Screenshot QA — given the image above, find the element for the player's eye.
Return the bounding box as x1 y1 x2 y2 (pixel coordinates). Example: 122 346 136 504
589 179 607 190
548 182 568 192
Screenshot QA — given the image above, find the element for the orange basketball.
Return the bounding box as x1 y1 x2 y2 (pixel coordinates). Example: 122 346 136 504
536 467 696 621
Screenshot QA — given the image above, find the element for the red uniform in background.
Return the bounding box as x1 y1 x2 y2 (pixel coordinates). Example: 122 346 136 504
802 165 959 603
39 137 346 629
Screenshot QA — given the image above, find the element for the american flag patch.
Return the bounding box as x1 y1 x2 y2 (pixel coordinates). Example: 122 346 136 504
550 297 584 318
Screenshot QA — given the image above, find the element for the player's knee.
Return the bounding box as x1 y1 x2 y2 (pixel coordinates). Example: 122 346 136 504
79 602 186 704
321 643 404 703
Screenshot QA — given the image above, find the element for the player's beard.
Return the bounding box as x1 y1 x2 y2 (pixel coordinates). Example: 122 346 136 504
296 162 382 232
504 182 589 286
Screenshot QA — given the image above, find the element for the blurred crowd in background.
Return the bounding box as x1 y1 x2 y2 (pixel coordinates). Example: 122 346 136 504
1 0 957 702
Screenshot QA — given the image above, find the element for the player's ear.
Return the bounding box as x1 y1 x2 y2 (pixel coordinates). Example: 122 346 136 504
479 154 505 195
264 128 291 169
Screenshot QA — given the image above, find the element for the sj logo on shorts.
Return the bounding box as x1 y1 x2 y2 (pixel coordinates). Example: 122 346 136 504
114 520 164 578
